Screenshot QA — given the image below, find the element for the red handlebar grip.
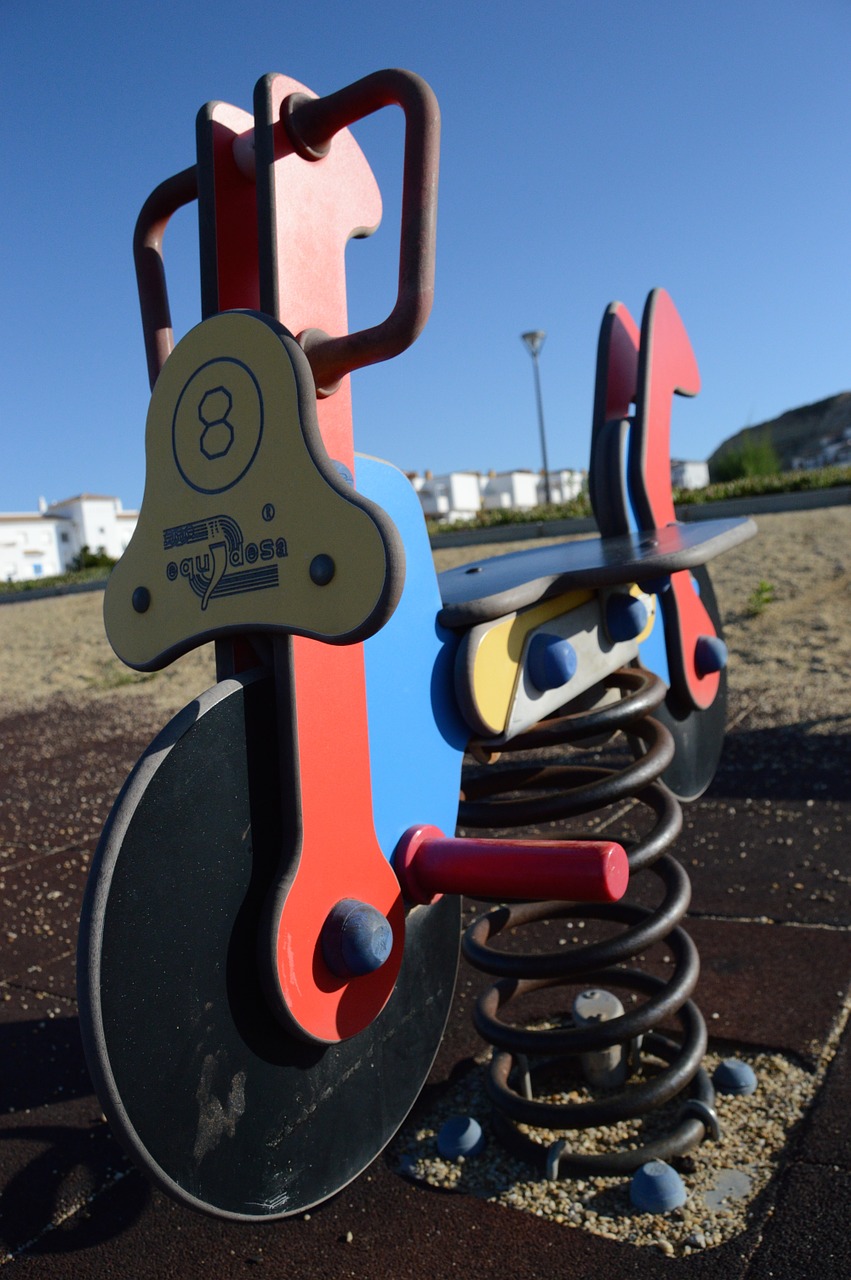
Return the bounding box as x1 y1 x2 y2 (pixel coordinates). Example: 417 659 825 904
394 825 628 907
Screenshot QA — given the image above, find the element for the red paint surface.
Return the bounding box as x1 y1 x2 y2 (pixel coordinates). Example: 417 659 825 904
207 101 261 314
632 289 720 711
205 76 406 1041
273 636 404 1042
396 825 628 907
258 74 383 470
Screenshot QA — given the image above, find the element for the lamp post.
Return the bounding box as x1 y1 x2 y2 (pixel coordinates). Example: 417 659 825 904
521 329 552 505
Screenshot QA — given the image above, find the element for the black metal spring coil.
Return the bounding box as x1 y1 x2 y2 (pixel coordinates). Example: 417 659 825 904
458 666 718 1176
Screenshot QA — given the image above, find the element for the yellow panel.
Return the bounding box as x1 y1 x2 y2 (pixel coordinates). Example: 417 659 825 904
471 589 593 734
628 583 657 642
105 312 403 670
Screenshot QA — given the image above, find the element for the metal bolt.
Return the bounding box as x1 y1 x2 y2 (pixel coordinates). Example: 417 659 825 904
321 899 393 977
713 1058 757 1096
527 633 577 692
606 593 648 642
572 988 628 1088
309 554 336 586
437 1116 485 1160
630 1160 688 1213
695 634 728 676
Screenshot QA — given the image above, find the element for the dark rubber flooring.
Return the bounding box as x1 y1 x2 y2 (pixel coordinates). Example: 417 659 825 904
0 693 848 1277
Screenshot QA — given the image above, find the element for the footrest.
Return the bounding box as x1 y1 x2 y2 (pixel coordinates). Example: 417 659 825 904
394 825 628 906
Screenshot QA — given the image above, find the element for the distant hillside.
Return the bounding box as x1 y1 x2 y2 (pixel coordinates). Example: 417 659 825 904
708 392 851 474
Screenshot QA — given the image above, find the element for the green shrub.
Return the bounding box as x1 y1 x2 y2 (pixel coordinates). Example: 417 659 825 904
709 434 781 482
70 544 117 572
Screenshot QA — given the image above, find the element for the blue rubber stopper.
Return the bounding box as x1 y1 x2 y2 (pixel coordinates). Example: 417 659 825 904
527 633 577 692
437 1116 485 1160
321 899 393 977
629 1160 687 1213
606 593 648 643
695 634 728 676
637 576 671 596
713 1058 757 1096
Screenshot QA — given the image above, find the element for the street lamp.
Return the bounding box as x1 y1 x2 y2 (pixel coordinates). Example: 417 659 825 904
521 329 552 505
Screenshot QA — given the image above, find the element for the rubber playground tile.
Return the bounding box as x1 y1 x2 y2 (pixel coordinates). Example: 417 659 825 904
686 918 851 1063
0 1140 708 1280
0 707 142 851
0 844 90 990
795 1014 851 1168
709 723 851 805
680 795 850 928
0 1002 90 1113
0 1096 136 1264
745 1163 851 1280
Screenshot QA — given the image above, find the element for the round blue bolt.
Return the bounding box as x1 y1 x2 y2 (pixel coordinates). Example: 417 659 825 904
695 634 728 676
630 1160 687 1213
309 554 336 586
132 586 150 614
637 576 671 596
713 1058 757 1096
527 633 578 692
606 593 648 643
437 1116 485 1160
321 899 393 978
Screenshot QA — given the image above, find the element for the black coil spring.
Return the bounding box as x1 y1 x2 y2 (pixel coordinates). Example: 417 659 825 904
459 666 718 1176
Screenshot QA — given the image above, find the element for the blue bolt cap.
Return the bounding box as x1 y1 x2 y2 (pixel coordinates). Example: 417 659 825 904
695 634 728 676
527 633 578 692
637 576 671 596
630 1161 687 1213
606 593 648 643
321 899 393 977
437 1116 485 1160
713 1058 757 1096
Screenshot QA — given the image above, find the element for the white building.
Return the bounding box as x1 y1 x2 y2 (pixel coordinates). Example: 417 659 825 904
671 459 709 490
409 467 587 523
539 469 585 504
0 494 138 583
410 471 483 523
481 470 539 512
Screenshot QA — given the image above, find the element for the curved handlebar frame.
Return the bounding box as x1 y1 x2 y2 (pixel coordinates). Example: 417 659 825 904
132 69 439 394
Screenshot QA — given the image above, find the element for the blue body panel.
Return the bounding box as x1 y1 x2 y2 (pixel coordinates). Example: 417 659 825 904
358 454 468 860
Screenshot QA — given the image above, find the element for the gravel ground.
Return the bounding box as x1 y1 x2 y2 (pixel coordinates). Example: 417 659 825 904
391 1025 850 1257
0 506 846 730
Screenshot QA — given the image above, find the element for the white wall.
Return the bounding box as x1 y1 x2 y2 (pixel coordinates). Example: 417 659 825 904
411 468 588 522
0 516 65 582
671 460 709 490
0 495 138 583
415 472 482 522
47 495 137 561
482 471 539 511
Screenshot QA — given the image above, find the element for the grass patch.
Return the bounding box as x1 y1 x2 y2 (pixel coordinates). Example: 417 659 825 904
0 565 111 595
84 666 158 691
747 580 776 616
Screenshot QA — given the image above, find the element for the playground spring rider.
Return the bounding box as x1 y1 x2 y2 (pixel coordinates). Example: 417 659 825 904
450 289 755 1174
77 69 755 1219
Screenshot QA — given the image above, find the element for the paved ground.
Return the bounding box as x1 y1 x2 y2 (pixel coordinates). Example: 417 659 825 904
0 687 849 1278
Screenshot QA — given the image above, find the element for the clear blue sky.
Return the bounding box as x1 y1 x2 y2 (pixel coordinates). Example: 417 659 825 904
3 0 850 512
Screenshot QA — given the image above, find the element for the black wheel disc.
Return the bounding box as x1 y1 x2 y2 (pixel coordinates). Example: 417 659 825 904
78 670 459 1220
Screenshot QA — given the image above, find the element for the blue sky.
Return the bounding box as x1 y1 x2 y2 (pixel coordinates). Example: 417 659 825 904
3 0 850 512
